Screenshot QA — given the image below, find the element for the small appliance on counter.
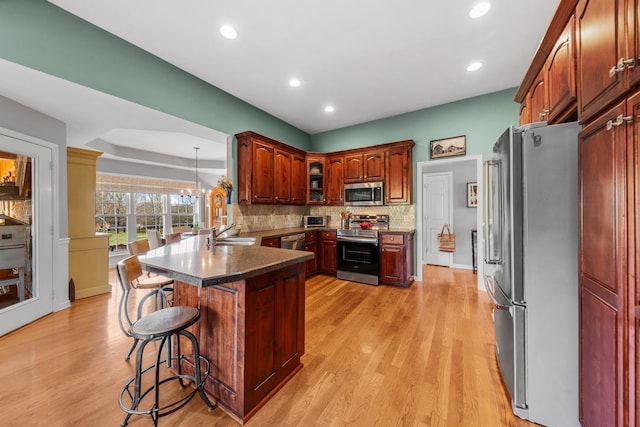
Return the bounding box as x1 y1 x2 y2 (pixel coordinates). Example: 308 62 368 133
303 215 329 228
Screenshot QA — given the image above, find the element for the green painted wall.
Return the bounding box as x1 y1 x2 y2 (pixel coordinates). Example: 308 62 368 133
310 88 519 161
0 0 310 150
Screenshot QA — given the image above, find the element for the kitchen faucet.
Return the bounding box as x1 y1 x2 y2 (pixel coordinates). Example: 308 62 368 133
208 224 236 246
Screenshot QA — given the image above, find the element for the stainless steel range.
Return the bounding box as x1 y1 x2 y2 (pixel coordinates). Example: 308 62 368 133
0 214 29 300
336 214 389 285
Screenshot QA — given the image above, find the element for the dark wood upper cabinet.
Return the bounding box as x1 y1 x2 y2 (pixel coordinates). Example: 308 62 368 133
343 153 363 183
237 132 412 206
290 153 306 205
576 0 626 123
514 0 578 125
363 150 384 182
344 150 384 183
529 70 548 122
547 14 577 123
326 155 344 205
274 148 291 204
251 140 275 204
384 142 413 205
519 97 530 127
627 0 640 89
306 154 326 205
235 131 306 206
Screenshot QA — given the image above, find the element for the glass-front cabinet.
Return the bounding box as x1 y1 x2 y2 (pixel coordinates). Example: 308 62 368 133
306 154 326 205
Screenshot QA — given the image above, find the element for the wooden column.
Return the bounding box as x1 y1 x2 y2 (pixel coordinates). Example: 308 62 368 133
67 147 110 299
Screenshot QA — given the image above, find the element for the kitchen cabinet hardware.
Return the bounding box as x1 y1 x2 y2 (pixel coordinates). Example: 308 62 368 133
609 57 635 78
605 114 632 130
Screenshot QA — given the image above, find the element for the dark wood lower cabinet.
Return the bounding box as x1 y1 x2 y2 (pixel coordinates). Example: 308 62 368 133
319 231 337 275
173 263 306 423
304 231 319 277
260 237 280 248
379 232 414 287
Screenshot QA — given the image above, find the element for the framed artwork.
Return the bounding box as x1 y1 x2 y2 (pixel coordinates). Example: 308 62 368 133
430 135 466 159
467 182 478 208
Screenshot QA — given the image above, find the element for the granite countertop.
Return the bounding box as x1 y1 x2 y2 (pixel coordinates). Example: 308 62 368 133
243 226 415 243
139 235 313 288
244 227 333 243
379 228 416 234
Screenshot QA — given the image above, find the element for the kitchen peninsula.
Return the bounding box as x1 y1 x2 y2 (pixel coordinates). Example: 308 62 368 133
139 236 313 424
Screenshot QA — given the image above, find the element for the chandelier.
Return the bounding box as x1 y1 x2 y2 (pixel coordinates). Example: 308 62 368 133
180 147 200 201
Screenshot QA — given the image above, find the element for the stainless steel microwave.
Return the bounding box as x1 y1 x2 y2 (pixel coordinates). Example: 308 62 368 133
344 182 384 206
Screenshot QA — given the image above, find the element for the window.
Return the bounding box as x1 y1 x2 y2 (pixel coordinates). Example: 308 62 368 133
95 191 128 250
170 194 194 229
96 175 200 254
135 193 165 234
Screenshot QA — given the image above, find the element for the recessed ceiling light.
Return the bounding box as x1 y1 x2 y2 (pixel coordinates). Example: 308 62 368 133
467 62 483 71
469 2 491 19
289 79 301 88
324 106 335 113
220 25 238 40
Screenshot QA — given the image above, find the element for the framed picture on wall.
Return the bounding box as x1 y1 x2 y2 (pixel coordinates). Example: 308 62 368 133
467 182 478 208
430 135 466 159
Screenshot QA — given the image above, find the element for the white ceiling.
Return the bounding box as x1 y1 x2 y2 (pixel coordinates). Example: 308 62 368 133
0 59 228 174
2 1 560 173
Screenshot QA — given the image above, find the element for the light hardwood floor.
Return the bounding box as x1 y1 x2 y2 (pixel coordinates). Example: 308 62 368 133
0 265 534 427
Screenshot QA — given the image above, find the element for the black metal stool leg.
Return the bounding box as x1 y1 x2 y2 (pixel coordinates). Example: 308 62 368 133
119 306 216 425
182 330 216 410
124 338 139 361
121 337 150 426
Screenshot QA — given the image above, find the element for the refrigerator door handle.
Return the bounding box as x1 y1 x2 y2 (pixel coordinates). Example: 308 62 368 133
484 275 512 310
484 160 503 264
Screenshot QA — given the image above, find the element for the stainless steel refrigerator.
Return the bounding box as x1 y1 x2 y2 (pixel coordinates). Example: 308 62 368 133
483 121 579 426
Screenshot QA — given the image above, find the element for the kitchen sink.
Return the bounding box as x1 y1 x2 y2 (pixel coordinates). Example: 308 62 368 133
214 237 256 246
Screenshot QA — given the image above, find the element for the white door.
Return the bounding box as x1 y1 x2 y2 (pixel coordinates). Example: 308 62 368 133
423 172 452 266
0 133 54 336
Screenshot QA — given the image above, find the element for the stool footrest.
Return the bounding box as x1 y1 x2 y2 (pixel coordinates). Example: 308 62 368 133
119 354 211 421
118 327 216 426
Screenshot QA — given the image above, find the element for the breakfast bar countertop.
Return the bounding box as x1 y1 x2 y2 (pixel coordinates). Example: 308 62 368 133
139 234 313 288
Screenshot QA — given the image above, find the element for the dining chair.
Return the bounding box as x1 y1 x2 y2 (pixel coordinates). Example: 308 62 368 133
164 232 182 244
146 229 164 249
172 226 191 234
127 239 150 256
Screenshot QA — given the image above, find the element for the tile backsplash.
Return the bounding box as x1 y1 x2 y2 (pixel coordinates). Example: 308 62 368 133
310 205 415 229
231 203 415 232
231 204 310 232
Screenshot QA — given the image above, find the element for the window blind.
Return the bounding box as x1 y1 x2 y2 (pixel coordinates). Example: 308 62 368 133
96 174 197 195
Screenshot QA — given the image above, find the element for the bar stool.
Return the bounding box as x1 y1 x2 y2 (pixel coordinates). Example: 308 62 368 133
118 306 216 426
117 256 174 360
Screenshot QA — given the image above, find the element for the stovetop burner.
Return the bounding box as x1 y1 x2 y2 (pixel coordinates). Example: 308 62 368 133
346 214 389 230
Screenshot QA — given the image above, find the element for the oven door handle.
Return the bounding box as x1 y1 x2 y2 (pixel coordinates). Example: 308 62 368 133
0 244 26 250
337 236 378 245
